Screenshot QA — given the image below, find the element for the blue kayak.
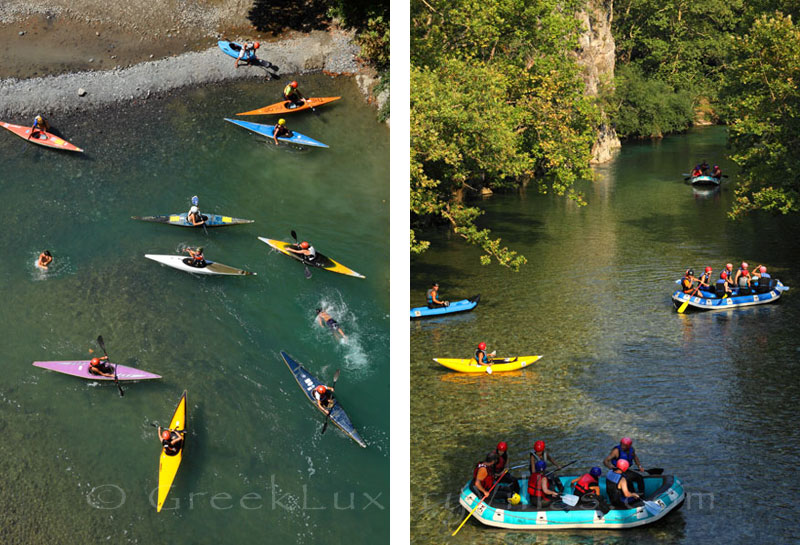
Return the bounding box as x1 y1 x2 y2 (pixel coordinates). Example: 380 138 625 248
672 278 788 311
410 294 480 319
218 40 256 61
131 212 254 227
224 118 329 148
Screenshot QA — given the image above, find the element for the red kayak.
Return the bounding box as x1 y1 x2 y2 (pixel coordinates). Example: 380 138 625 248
1 121 84 152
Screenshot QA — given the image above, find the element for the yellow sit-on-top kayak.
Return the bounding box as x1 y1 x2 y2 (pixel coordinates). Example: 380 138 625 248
433 355 543 374
157 390 187 512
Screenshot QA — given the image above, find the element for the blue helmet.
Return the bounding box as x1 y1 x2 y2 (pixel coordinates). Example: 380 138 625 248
590 466 602 478
191 195 199 206
535 460 546 472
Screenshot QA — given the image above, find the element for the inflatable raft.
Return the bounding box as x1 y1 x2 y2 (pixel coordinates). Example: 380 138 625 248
672 278 788 311
410 294 480 319
689 175 720 186
459 473 684 530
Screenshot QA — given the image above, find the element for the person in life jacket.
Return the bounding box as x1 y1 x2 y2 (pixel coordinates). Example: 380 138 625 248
272 118 293 145
313 384 335 415
716 271 733 296
473 342 496 366
30 114 50 138
722 263 736 288
527 460 560 508
530 440 563 491
88 356 114 378
287 240 317 261
604 437 645 493
185 247 206 267
473 452 511 501
734 262 751 291
711 164 722 179
698 266 713 288
488 441 520 495
691 165 703 178
158 425 184 456
283 81 306 107
186 196 205 226
235 40 260 68
316 308 346 340
37 250 53 269
570 466 602 498
680 269 704 294
605 459 640 508
699 160 710 174
426 282 448 308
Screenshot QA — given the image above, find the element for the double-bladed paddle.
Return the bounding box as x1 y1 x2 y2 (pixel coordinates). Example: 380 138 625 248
321 369 340 435
97 335 123 397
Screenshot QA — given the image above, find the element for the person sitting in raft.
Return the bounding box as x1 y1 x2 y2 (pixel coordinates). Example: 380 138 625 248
316 308 346 339
283 81 306 107
474 342 496 366
234 40 260 68
272 118 292 146
698 266 713 289
753 265 770 287
88 356 114 378
733 262 749 286
734 262 751 292
722 263 736 287
528 460 560 508
570 466 602 500
37 250 53 269
313 384 335 415
158 425 184 456
716 271 733 297
530 440 563 490
711 164 722 179
604 437 645 493
699 160 710 174
287 240 316 261
30 114 50 138
185 247 206 267
473 452 513 502
680 269 704 294
690 165 703 178
489 441 520 495
426 282 448 308
606 459 640 508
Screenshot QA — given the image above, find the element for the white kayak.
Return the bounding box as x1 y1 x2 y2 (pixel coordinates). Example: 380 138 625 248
144 254 256 276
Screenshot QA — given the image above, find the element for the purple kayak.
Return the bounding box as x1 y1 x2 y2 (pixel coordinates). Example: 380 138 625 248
32 360 162 381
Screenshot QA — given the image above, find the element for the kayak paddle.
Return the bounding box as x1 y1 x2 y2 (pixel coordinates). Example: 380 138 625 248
290 230 312 279
452 468 508 536
97 335 124 397
321 369 340 435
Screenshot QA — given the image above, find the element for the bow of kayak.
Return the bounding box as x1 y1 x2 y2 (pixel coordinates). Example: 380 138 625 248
145 254 255 276
157 390 187 512
1 121 83 152
236 97 341 116
410 295 481 319
224 118 329 148
258 237 365 278
218 40 255 60
433 355 543 373
32 360 161 380
132 213 254 227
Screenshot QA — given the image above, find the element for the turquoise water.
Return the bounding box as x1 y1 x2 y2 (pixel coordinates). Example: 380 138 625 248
0 75 389 543
410 127 800 543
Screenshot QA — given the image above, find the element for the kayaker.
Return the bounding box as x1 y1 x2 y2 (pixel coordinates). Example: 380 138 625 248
489 441 520 495
37 250 53 269
187 205 205 226
316 308 346 339
711 164 722 179
605 459 640 508
185 247 206 267
287 241 317 261
570 466 602 499
30 114 50 138
234 40 260 68
158 426 184 456
604 437 645 492
426 282 448 308
283 81 306 107
272 119 292 145
527 460 560 508
313 384 335 414
474 342 496 366
88 356 114 378
716 271 733 296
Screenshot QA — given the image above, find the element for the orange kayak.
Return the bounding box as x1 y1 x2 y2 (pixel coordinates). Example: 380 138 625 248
236 97 341 116
1 121 83 152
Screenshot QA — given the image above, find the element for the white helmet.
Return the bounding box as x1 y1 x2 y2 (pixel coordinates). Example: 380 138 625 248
190 206 199 213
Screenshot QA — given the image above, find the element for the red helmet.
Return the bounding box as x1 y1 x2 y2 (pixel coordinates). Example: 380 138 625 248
497 441 507 452
291 81 298 88
704 266 712 273
760 266 766 273
726 263 733 270
533 440 545 452
90 357 101 366
741 262 748 269
720 271 728 279
161 430 171 440
254 41 260 49
478 342 486 350
316 385 327 395
620 437 633 447
300 241 310 249
616 459 630 472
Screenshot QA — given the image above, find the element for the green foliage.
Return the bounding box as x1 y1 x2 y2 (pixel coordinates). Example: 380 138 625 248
327 0 389 28
357 16 390 71
719 13 800 217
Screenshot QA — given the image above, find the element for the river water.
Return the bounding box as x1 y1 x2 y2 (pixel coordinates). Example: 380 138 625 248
0 74 389 543
410 127 800 543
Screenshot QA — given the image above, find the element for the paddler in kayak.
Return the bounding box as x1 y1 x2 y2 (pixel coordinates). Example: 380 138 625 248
37 250 53 269
185 247 206 267
426 282 449 308
604 437 645 493
313 384 335 414
283 81 307 108
187 196 205 226
234 40 260 68
287 240 317 261
158 425 184 456
88 356 114 378
30 114 50 138
272 119 293 146
316 308 346 339
474 342 496 366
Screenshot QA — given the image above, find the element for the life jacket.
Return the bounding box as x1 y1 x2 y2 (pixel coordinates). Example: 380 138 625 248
473 462 494 490
274 124 291 138
474 349 488 364
606 470 623 504
283 84 297 98
699 272 711 285
612 444 635 465
573 473 598 495
162 431 182 456
691 168 702 177
760 272 771 279
527 472 546 498
89 362 113 375
426 288 436 304
530 448 547 463
491 449 507 474
681 277 693 292
738 271 750 288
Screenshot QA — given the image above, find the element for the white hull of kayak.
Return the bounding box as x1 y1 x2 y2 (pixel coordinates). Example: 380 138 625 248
144 254 255 276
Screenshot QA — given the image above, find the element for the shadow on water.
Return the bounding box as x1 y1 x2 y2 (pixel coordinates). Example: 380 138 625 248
247 0 330 35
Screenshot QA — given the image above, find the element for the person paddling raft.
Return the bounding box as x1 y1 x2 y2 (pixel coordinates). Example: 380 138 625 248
604 437 645 493
185 247 206 267
272 119 292 145
680 269 706 294
473 452 513 502
30 114 50 139
37 250 53 269
528 460 560 508
88 356 114 378
158 425 184 456
699 160 710 175
690 166 702 178
287 240 317 261
426 282 448 308
698 266 713 288
234 40 260 68
570 466 603 502
283 81 306 108
316 308 346 339
313 384 335 415
605 459 640 507
711 164 722 179
716 271 733 297
489 441 521 495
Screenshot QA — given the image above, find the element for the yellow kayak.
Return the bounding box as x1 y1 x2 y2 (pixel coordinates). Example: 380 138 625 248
258 237 365 278
433 355 543 374
157 390 187 512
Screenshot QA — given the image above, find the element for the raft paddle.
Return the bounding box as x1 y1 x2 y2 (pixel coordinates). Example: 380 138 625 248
452 468 508 536
560 493 580 507
677 282 704 314
97 335 124 397
290 230 312 279
321 369 340 435
643 500 663 515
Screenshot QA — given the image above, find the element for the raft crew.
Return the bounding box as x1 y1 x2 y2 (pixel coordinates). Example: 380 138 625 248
698 266 713 288
570 466 602 499
283 81 306 107
527 460 560 508
158 425 184 456
426 282 448 308
474 342 496 366
723 263 735 287
30 114 50 138
316 308 346 339
489 441 521 495
604 437 645 493
287 241 317 261
313 384 335 414
711 164 722 179
530 440 561 469
37 250 53 269
185 247 206 267
605 459 640 508
680 269 704 293
88 356 114 378
272 118 292 145
690 166 702 178
234 40 260 68
474 452 511 501
699 160 710 174
716 271 733 296
734 262 751 290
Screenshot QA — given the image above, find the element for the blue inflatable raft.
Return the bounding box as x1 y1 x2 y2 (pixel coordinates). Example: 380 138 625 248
224 118 329 148
672 278 788 311
690 175 720 186
459 473 684 530
410 294 480 319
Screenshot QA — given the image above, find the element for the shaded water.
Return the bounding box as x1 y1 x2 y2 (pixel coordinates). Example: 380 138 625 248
410 127 800 543
0 75 389 543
